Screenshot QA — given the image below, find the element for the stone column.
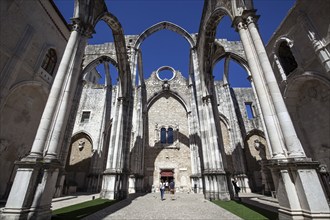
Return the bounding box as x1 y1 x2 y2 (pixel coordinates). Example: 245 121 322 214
26 24 86 159
0 20 93 220
236 11 330 219
234 18 286 159
222 56 251 193
191 48 211 171
245 14 305 158
191 46 229 200
44 33 89 161
101 96 129 200
188 68 203 191
191 48 213 198
87 62 112 191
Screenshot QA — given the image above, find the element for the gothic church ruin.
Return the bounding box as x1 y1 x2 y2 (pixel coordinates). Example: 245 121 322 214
0 0 329 219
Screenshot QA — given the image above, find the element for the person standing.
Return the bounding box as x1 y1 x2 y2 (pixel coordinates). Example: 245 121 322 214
160 180 165 200
232 179 241 197
165 180 169 193
169 180 175 200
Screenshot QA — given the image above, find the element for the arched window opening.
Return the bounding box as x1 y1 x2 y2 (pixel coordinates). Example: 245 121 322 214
41 48 57 75
278 41 297 76
213 57 251 88
160 128 167 144
167 127 174 144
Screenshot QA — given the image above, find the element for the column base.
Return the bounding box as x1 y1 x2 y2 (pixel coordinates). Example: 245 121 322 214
128 175 136 194
235 174 252 193
100 169 128 200
203 171 230 201
268 160 330 220
100 173 116 200
1 160 60 220
278 207 330 220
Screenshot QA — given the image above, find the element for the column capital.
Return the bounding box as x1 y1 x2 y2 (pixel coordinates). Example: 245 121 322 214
70 18 95 38
232 16 246 32
242 9 259 22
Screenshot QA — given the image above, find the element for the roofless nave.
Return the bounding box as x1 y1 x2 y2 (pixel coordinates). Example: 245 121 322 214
0 0 329 219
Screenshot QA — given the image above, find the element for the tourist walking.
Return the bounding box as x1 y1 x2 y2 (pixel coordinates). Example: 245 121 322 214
159 180 165 200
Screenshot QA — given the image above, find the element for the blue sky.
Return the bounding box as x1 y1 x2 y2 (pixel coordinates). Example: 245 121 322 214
54 0 295 87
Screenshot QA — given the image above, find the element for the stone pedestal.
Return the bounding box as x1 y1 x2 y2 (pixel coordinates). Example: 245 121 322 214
190 175 202 193
203 171 230 201
269 159 330 220
134 175 144 193
100 169 129 200
235 174 252 193
53 170 66 198
128 175 136 194
100 172 117 200
0 159 60 220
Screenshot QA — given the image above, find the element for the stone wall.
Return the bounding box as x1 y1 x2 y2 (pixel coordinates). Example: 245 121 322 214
0 0 69 199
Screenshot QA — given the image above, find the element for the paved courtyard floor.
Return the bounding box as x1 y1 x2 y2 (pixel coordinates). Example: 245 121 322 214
81 192 242 220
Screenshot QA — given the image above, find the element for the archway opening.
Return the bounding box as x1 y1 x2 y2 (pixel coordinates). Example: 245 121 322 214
216 16 240 41
140 29 191 80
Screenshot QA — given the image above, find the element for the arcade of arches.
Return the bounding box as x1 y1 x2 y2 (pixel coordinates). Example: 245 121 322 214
0 0 329 220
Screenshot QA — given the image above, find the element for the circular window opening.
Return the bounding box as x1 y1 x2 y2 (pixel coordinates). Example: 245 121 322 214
157 69 175 81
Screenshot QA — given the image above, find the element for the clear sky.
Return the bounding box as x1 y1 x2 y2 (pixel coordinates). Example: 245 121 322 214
54 0 295 87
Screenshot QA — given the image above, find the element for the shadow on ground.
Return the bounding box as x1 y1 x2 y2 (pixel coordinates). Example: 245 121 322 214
52 193 147 220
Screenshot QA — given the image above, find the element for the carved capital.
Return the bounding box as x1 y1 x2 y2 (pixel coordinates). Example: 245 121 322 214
71 18 95 38
242 9 259 23
232 16 245 32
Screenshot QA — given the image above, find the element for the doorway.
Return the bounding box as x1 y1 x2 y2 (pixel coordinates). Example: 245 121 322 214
160 169 174 193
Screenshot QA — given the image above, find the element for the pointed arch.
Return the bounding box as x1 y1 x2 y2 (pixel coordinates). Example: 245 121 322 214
245 129 266 141
71 131 94 146
134 21 196 50
219 113 231 130
147 90 189 113
82 55 118 73
81 55 118 86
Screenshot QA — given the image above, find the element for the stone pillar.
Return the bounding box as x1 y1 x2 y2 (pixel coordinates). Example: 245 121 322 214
0 19 92 220
191 48 229 200
235 11 330 219
187 72 202 177
234 18 286 159
222 56 251 193
101 97 129 200
245 13 305 158
28 27 82 159
269 161 330 220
